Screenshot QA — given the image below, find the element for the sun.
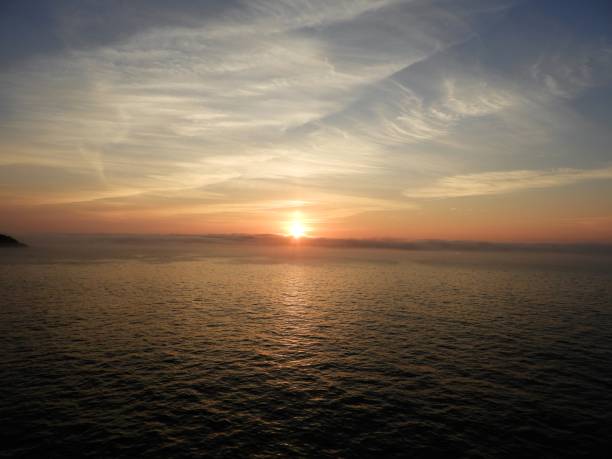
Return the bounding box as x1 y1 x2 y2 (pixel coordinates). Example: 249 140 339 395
289 220 306 239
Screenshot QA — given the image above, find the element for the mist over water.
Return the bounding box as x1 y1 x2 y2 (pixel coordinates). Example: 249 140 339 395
1 238 612 457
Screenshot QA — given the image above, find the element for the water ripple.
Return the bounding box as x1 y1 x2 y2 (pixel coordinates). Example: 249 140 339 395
1 250 612 457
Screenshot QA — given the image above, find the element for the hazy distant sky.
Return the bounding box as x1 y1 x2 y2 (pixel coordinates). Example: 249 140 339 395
1 0 612 241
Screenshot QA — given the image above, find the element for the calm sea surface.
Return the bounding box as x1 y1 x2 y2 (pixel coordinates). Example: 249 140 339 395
1 238 612 458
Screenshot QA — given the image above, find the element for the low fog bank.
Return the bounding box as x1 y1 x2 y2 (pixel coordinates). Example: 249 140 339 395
13 233 612 255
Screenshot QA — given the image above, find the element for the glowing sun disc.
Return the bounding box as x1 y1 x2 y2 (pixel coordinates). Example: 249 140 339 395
290 220 306 239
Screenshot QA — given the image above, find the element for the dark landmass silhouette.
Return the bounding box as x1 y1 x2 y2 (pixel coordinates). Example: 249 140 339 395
0 234 26 247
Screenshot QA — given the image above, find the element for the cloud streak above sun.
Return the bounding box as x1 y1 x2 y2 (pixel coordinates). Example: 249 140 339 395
1 0 612 241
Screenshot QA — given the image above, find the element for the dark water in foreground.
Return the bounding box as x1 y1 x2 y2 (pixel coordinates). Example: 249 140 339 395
1 239 612 458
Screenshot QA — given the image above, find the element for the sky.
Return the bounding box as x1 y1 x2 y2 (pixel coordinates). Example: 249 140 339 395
1 0 612 241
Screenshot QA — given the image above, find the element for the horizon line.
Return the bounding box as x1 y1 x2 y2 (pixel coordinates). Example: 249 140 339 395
11 232 612 255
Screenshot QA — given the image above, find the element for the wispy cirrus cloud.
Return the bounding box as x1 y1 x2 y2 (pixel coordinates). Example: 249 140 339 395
1 0 612 239
404 167 612 199
1 0 471 203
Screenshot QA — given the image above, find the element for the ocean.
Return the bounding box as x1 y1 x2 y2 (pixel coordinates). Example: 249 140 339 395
1 236 611 457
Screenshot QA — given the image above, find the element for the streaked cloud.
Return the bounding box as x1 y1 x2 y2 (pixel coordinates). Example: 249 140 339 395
404 167 612 199
1 0 612 240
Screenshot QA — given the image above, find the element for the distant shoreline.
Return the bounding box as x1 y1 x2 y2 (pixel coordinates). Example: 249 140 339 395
0 234 27 247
